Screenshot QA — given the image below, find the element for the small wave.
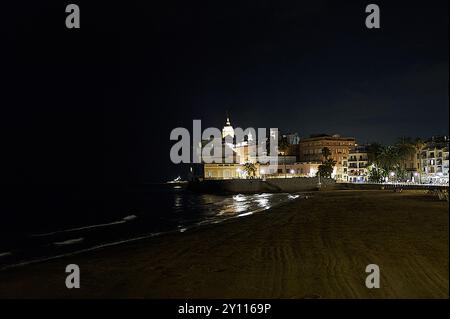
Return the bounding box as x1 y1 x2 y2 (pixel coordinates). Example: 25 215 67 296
1 232 164 271
232 194 247 202
30 214 139 237
31 221 125 237
255 193 272 198
53 238 84 246
0 252 12 258
237 212 254 217
123 215 137 221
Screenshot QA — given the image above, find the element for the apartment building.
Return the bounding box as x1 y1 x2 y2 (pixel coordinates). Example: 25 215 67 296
270 162 321 177
400 149 421 183
299 134 356 182
347 145 369 182
420 136 449 184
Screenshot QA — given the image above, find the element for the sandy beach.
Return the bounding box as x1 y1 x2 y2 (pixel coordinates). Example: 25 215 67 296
0 190 448 299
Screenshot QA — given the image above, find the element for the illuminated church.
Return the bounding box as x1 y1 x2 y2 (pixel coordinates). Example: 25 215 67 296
203 114 260 179
222 116 235 139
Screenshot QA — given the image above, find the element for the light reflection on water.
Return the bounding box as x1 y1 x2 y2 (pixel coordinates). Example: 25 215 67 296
164 189 309 240
172 192 296 225
255 193 272 210
232 194 247 202
174 194 183 208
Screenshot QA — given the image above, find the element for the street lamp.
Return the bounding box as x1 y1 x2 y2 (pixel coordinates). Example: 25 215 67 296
389 171 395 183
260 168 265 181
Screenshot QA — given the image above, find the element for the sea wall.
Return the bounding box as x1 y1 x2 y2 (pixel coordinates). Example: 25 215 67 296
187 177 336 194
336 182 449 191
187 178 449 194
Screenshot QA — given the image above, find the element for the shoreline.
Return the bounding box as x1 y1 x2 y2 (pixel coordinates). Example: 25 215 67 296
0 191 307 272
0 190 448 298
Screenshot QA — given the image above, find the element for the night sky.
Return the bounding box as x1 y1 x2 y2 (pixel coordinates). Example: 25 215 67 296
2 0 448 184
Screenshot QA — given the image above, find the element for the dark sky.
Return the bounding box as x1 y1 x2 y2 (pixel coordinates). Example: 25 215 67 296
2 0 448 184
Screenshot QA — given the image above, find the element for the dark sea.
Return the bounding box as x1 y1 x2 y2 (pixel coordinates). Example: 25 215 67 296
0 184 301 269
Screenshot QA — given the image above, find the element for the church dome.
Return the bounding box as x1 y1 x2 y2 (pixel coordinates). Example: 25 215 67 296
222 116 234 138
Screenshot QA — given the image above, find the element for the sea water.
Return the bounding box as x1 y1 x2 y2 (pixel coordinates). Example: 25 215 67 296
0 184 303 269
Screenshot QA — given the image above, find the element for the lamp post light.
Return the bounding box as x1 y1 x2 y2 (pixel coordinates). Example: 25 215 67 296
390 171 395 184
413 172 419 184
317 171 322 189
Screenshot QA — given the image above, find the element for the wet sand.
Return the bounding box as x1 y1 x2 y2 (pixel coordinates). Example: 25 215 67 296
0 190 448 298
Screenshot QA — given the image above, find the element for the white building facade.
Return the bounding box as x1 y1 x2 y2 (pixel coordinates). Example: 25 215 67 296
420 136 449 185
347 146 369 183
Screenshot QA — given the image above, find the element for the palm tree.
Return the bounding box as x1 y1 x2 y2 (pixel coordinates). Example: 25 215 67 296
242 162 257 178
278 137 290 155
395 137 416 180
367 143 383 165
377 145 399 180
366 143 384 182
395 137 428 181
413 137 426 183
414 137 426 151
367 141 418 182
321 147 332 160
317 147 336 179
396 137 416 160
278 137 290 177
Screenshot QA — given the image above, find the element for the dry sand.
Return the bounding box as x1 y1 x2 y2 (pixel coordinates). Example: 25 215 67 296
0 190 448 298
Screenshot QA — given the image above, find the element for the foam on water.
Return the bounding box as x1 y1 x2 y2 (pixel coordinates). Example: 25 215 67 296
1 232 164 271
30 214 139 237
53 238 84 246
123 215 137 221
